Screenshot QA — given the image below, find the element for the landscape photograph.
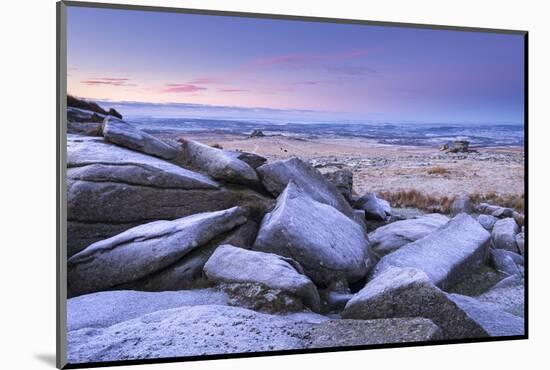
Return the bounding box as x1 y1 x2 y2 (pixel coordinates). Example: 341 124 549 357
64 4 526 365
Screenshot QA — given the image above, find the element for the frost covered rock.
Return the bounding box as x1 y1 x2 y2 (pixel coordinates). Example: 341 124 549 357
370 213 490 289
67 207 247 297
102 116 179 159
204 245 320 312
354 193 392 221
253 182 370 286
492 218 519 252
368 214 448 259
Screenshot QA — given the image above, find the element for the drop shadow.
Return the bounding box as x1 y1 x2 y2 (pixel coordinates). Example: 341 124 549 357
34 353 57 367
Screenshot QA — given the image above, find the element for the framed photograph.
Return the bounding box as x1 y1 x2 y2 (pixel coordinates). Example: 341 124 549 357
57 1 527 368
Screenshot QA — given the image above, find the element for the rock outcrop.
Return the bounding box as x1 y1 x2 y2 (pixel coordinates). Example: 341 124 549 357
354 192 392 221
477 275 524 317
322 169 353 201
204 245 320 312
492 218 519 252
478 214 498 231
102 116 179 159
490 249 523 276
67 289 228 331
447 294 524 336
67 136 272 255
116 220 259 292
68 304 442 364
342 268 488 339
368 214 449 259
67 207 247 297
253 182 370 286
178 138 259 185
370 213 490 289
256 157 354 218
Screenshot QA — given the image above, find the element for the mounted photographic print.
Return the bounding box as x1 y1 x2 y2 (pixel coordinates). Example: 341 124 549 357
56 1 528 368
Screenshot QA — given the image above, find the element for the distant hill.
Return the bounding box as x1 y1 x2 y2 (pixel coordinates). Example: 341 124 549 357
67 95 122 120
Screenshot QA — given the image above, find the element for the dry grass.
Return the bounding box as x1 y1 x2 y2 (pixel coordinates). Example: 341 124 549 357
377 189 524 214
427 166 450 175
470 191 525 213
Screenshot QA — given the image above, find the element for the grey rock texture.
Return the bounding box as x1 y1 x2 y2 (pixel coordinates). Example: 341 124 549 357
256 157 354 218
447 294 524 336
368 214 449 259
370 213 490 289
477 275 525 317
178 138 259 185
450 194 473 216
67 304 443 363
490 249 523 276
67 207 247 297
67 289 228 331
253 182 370 286
226 151 267 169
204 245 320 312
116 220 259 292
102 117 178 159
478 214 498 231
67 305 327 363
492 218 519 252
515 232 525 255
354 193 392 221
307 318 443 348
67 136 273 255
342 267 488 339
322 169 353 201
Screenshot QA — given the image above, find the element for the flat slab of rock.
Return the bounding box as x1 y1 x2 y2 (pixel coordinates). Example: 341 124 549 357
178 138 259 185
204 245 320 312
256 157 354 218
492 218 519 252
67 207 247 297
370 213 490 289
368 214 449 259
342 267 488 339
121 221 259 292
477 275 525 317
67 289 228 331
67 304 442 364
307 318 442 348
447 294 524 336
67 304 328 363
253 182 370 286
102 117 179 159
67 136 272 255
354 193 392 220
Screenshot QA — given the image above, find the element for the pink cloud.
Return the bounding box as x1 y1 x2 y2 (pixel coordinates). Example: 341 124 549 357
81 77 135 87
218 88 249 93
188 77 223 85
162 84 207 93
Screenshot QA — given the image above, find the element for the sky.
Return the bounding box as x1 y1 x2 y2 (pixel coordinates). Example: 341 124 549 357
67 6 525 124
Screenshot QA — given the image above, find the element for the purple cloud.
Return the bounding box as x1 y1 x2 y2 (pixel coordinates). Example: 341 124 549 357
162 84 207 93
